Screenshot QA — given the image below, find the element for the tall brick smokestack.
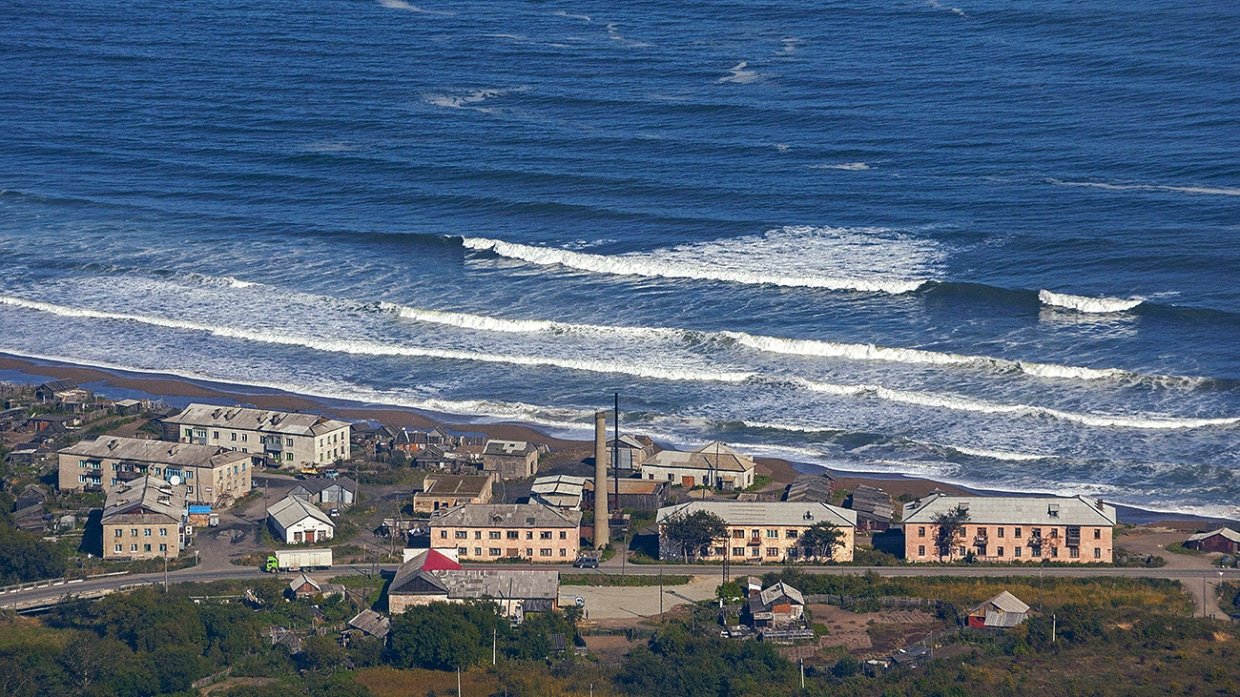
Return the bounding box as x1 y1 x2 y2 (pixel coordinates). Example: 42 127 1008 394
593 410 610 549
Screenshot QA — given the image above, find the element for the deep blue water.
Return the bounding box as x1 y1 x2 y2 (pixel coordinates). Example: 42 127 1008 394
1 0 1237 516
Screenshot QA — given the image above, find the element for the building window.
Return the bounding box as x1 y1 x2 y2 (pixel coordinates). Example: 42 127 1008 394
439 530 447 539
918 526 926 537
1050 528 1059 539
766 547 779 557
1051 547 1059 558
786 530 799 539
1015 547 1022 557
997 527 1005 538
286 437 294 446
489 531 501 540
997 546 1004 557
160 528 167 536
231 433 237 441
733 547 744 557
114 544 122 553
507 531 519 540
560 548 567 557
131 528 138 536
474 547 482 556
241 434 247 442
475 531 482 540
144 528 152 536
490 548 501 556
525 531 533 540
1032 547 1041 557
732 530 744 539
159 544 167 552
540 531 552 540
1093 548 1101 559
1094 528 1102 540
765 529 777 539
1070 547 1079 558
1014 527 1022 538
559 531 567 539
750 548 760 558
918 545 926 556
185 428 194 439
525 548 533 557
455 531 468 539
977 527 987 537
114 529 122 537
130 544 138 552
540 548 552 557
286 453 293 461
213 431 220 440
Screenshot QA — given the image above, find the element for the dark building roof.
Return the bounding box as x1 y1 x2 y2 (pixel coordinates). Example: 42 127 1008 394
784 473 834 503
847 484 894 521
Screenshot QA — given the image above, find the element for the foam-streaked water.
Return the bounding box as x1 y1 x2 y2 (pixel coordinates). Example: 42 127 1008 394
1 1 1237 517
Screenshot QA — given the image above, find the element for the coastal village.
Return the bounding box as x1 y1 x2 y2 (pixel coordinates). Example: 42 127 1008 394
1 377 1238 695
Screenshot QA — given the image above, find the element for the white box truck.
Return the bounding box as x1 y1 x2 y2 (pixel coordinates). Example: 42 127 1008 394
266 548 333 572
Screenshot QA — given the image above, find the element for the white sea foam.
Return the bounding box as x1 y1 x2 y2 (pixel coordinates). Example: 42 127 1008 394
785 377 1238 430
606 23 650 48
1039 289 1144 314
925 0 967 17
774 143 790 153
0 295 749 385
461 226 937 294
718 61 760 84
946 445 1049 462
811 162 871 171
376 0 454 15
1049 179 1240 198
776 38 801 56
553 10 591 22
425 89 514 110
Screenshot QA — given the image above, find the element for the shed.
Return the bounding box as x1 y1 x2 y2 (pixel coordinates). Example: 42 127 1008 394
967 590 1030 629
267 495 335 544
288 574 321 599
1186 528 1240 555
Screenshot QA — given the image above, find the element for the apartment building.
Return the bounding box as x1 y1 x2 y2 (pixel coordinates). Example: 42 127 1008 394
163 403 350 469
481 440 540 479
101 476 187 561
412 473 494 514
901 494 1117 563
58 436 252 507
657 501 857 563
430 503 581 563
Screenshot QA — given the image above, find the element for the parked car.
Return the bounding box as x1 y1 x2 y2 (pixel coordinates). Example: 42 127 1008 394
572 555 599 569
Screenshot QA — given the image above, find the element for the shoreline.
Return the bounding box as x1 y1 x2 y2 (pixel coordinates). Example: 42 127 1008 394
1 351 1232 529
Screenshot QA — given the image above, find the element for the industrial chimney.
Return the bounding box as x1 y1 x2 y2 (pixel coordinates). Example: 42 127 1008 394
593 410 610 549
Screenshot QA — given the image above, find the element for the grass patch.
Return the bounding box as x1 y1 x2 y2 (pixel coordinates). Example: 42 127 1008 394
560 573 691 587
1165 542 1201 555
743 474 773 492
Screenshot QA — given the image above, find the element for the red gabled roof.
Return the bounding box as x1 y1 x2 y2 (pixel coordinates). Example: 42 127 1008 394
417 549 462 571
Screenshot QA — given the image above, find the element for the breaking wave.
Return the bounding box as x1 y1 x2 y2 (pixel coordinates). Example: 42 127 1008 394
1039 289 1144 314
460 226 939 294
1049 179 1240 198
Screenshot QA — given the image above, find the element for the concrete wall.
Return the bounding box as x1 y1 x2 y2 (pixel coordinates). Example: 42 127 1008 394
103 515 181 560
660 522 855 563
904 523 1113 563
274 518 335 545
641 465 755 490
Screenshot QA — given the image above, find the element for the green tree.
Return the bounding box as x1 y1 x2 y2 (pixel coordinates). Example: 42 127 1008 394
662 510 728 562
301 635 348 672
0 525 67 583
387 603 489 670
932 504 970 560
800 521 845 562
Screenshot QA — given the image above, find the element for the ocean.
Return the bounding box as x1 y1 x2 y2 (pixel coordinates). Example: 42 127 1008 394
1 1 1237 517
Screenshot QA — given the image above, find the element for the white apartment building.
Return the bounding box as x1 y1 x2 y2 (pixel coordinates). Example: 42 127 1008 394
163 404 351 470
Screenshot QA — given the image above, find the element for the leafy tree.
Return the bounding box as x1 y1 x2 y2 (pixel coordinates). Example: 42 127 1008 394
932 504 970 560
0 525 67 583
387 602 489 670
662 510 728 561
301 634 348 672
716 580 742 602
800 521 845 562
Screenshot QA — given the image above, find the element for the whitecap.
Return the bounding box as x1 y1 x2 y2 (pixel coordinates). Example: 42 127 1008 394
1039 289 1143 314
810 162 871 171
1049 178 1240 198
376 0 454 15
718 61 760 84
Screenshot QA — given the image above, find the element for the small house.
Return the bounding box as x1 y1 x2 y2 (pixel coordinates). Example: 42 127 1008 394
412 473 494 513
747 581 805 629
967 590 1030 629
846 484 894 531
347 609 391 640
784 473 835 503
481 440 540 480
288 476 358 508
1185 528 1240 554
288 573 321 599
113 399 143 416
267 495 335 544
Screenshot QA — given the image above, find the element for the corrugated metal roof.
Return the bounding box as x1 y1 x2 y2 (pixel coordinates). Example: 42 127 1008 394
267 495 334 529
902 493 1116 526
422 474 492 497
648 442 756 473
103 476 186 522
1188 527 1240 543
483 440 535 456
165 403 349 437
657 501 857 528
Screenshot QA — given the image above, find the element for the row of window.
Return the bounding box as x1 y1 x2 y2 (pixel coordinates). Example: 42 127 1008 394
114 527 169 537
443 529 570 540
319 433 343 448
113 543 168 553
458 547 569 558
915 526 1102 540
916 544 1101 559
730 528 800 540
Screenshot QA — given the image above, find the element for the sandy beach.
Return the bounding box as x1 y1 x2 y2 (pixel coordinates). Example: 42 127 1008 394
1 352 1230 529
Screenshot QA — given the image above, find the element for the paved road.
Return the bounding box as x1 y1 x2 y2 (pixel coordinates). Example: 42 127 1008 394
5 560 1235 615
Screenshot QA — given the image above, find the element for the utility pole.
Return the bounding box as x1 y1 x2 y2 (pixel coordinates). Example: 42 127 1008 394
659 570 664 621
799 657 805 689
457 666 462 697
492 625 497 666
1051 613 1056 643
163 549 169 592
1203 574 1207 617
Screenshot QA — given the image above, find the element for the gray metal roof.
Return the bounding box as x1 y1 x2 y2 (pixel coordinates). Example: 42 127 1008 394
902 494 1116 526
758 582 804 608
267 495 334 529
1188 527 1240 543
289 574 320 592
165 403 349 437
348 609 390 639
61 436 250 469
657 501 857 528
422 474 492 498
483 439 536 456
431 502 581 529
647 442 755 473
103 476 186 523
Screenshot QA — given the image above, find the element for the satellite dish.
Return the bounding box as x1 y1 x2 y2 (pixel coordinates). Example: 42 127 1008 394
169 475 182 486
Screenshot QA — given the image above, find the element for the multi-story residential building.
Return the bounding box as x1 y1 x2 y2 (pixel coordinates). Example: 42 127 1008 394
901 494 1117 563
101 477 187 561
412 473 494 514
481 440 540 479
430 503 580 563
163 403 351 469
642 442 757 490
657 501 857 563
58 436 252 507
